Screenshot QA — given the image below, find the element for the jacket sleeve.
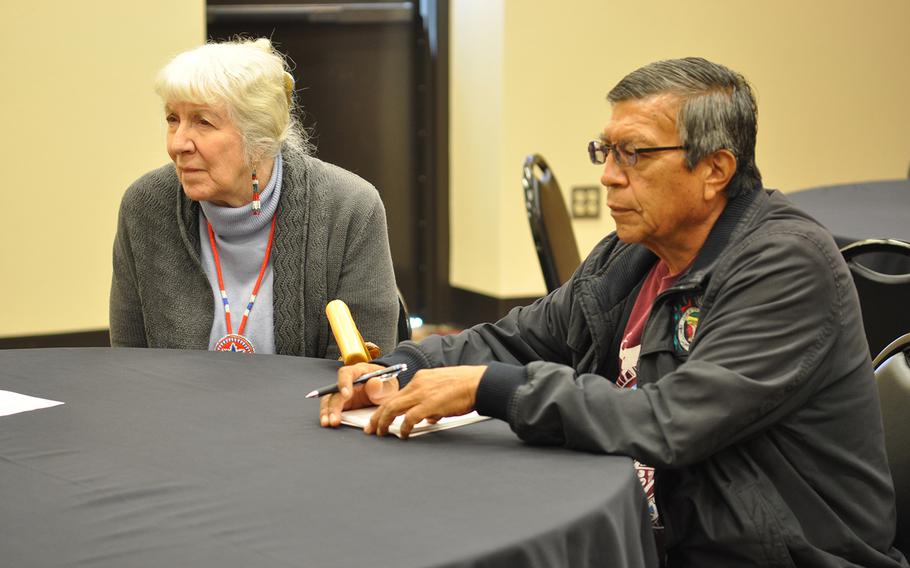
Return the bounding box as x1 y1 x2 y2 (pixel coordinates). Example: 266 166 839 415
109 197 147 347
504 229 860 466
330 192 399 359
376 267 580 384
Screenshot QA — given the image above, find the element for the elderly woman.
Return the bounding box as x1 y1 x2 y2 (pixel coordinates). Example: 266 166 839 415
110 38 398 357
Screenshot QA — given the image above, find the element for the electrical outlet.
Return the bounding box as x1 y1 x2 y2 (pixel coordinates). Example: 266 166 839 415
571 186 601 219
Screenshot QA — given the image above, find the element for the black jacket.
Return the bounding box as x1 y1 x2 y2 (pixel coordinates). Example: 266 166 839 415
383 188 907 567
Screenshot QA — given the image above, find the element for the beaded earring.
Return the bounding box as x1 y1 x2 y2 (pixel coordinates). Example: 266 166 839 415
251 169 261 215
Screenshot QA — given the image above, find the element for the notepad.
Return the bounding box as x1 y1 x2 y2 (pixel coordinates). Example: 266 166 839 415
340 407 489 438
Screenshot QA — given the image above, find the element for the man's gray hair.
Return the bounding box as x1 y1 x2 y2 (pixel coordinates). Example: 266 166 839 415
608 57 762 195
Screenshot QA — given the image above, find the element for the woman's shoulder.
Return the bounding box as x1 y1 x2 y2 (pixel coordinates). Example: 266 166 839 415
284 151 380 203
120 163 180 211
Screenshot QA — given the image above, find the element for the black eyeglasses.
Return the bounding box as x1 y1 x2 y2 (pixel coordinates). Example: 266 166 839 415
588 140 686 167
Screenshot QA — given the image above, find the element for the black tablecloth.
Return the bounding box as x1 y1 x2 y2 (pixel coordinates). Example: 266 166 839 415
787 179 910 275
786 179 910 246
0 348 658 568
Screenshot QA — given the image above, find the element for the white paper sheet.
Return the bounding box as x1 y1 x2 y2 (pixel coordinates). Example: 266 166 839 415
0 390 64 417
341 407 489 438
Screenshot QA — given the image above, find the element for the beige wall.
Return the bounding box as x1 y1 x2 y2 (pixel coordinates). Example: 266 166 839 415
0 1 204 337
451 0 910 298
3 0 909 336
450 1 507 293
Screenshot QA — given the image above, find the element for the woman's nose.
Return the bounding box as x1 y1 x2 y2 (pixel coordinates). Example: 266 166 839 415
168 125 195 154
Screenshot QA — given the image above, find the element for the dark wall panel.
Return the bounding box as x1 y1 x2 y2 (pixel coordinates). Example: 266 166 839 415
208 1 422 311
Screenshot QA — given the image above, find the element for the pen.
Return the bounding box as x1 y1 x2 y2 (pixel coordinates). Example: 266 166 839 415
305 363 408 399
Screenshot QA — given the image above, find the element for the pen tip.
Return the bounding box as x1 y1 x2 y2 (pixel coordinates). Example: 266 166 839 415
305 390 318 399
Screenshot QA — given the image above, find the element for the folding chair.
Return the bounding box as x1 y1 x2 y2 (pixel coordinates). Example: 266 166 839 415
840 239 910 356
522 154 581 293
873 332 910 553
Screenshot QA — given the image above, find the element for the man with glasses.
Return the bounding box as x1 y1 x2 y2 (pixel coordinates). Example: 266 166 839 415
320 58 906 567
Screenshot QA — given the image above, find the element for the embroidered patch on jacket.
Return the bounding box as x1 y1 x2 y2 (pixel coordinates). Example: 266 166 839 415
673 297 701 352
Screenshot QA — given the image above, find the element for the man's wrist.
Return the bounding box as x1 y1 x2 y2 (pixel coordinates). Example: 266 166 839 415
475 362 527 420
373 349 423 388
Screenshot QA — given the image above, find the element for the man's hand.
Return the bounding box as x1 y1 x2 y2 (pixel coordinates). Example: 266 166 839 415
367 366 486 439
319 362 399 428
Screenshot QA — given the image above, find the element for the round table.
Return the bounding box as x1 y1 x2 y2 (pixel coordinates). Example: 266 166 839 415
786 179 910 246
0 348 658 568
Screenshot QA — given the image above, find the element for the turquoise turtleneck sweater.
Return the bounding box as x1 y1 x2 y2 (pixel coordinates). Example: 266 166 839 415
198 155 283 353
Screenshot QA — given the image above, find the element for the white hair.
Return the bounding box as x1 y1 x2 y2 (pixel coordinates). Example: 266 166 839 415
155 37 309 163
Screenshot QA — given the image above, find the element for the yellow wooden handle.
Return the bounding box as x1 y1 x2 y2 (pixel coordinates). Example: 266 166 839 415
325 299 371 365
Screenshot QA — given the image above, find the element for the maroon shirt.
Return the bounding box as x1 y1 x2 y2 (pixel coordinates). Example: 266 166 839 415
618 260 683 526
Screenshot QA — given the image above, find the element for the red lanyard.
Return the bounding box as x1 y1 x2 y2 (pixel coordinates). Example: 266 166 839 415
206 217 276 338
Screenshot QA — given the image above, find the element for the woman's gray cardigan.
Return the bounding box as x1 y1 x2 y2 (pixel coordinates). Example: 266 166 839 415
110 149 399 358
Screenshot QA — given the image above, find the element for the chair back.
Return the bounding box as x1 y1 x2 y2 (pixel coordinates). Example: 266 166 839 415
873 333 910 553
522 154 581 293
396 288 412 343
840 239 910 356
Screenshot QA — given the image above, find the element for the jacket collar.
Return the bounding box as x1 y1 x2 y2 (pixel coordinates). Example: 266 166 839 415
577 181 766 306
678 184 764 287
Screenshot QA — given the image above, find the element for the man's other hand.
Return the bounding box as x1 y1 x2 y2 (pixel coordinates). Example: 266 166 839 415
366 366 486 439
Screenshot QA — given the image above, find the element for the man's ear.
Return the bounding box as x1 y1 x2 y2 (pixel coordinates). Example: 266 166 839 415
702 149 737 200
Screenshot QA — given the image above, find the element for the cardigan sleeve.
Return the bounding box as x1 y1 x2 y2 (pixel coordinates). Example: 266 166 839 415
331 192 399 358
109 196 147 347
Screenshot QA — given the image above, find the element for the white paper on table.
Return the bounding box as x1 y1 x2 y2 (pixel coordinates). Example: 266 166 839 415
341 407 489 438
0 390 64 417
